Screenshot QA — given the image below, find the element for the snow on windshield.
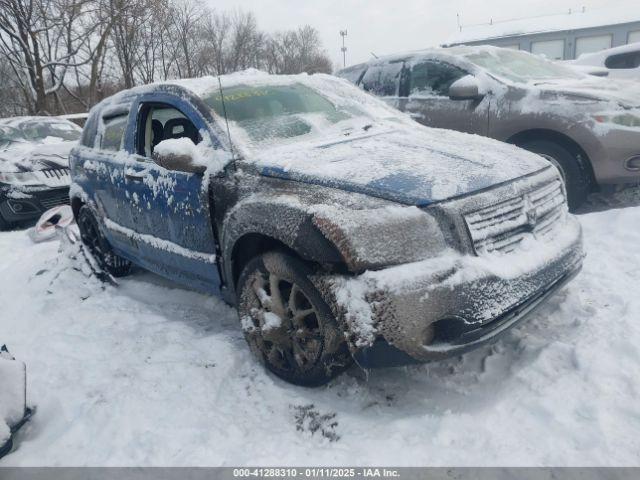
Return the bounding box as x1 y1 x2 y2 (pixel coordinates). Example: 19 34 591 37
464 48 583 83
0 117 81 144
203 84 356 147
180 71 410 155
0 126 26 149
202 81 391 152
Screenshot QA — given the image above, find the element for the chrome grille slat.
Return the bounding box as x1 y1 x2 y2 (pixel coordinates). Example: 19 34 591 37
464 178 567 255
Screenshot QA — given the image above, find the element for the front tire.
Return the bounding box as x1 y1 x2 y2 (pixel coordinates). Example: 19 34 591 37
520 139 592 210
237 251 352 386
77 206 131 277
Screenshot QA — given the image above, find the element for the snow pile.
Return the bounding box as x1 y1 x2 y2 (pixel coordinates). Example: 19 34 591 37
153 137 230 174
0 347 26 448
1 189 640 465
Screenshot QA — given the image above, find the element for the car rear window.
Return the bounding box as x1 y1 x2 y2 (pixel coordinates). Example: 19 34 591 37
605 51 640 69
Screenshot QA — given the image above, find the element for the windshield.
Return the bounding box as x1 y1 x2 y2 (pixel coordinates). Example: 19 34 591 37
203 83 373 150
465 49 584 83
17 119 82 143
0 125 27 149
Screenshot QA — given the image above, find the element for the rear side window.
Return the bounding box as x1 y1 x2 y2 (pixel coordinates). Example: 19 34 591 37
360 61 403 96
605 51 640 69
97 114 128 151
80 113 98 147
337 64 368 85
409 61 468 97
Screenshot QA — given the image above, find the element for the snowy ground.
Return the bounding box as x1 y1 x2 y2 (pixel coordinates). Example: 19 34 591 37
1 188 640 466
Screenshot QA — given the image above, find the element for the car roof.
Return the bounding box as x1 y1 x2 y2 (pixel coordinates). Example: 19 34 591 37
337 45 504 72
0 116 79 128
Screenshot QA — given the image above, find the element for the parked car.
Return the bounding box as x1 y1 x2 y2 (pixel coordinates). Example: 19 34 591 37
569 42 640 81
70 72 583 386
337 46 640 209
0 117 81 230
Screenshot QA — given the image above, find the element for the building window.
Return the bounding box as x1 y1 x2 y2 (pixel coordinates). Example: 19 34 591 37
531 39 565 60
629 30 640 44
575 34 613 58
502 44 520 50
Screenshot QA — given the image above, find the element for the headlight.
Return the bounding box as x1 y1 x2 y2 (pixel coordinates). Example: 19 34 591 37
592 112 640 128
0 171 43 186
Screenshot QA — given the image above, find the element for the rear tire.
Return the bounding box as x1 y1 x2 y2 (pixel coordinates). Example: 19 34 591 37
237 251 352 387
520 139 591 210
77 206 131 277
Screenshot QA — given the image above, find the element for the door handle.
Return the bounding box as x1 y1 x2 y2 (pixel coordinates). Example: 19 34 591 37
124 171 146 181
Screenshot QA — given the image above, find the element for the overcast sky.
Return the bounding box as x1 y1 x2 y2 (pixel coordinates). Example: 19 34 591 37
208 0 634 68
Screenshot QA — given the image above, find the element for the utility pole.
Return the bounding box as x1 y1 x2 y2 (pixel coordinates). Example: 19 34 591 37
340 30 348 68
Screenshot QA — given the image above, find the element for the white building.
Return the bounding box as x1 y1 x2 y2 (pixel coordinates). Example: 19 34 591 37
445 7 640 60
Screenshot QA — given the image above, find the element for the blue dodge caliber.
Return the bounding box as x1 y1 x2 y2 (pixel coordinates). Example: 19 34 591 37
70 72 583 386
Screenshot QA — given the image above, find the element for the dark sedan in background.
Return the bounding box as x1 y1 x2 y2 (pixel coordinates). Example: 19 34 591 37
0 116 81 230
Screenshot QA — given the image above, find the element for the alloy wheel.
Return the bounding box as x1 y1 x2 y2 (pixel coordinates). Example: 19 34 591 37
244 270 324 373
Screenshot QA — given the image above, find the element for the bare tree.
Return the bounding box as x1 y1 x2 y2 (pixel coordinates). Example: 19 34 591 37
0 1 334 116
0 0 104 114
265 25 332 74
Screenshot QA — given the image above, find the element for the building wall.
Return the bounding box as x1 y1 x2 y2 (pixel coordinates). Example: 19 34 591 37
454 21 640 60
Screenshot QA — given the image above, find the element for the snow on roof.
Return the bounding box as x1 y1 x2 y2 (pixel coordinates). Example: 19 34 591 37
447 6 640 45
0 116 79 127
571 41 640 63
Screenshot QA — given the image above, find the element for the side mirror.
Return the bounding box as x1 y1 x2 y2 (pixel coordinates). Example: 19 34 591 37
152 138 207 174
448 75 484 101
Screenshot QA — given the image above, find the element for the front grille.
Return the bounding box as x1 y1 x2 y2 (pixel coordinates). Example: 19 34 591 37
33 168 70 188
40 168 70 180
464 178 567 255
36 188 70 210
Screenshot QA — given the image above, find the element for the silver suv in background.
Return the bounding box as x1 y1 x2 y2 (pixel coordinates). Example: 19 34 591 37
337 46 640 209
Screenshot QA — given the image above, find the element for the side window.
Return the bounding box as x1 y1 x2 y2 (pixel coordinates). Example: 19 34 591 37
360 61 403 96
338 64 368 85
409 61 468 97
138 104 202 158
97 114 128 151
605 51 640 69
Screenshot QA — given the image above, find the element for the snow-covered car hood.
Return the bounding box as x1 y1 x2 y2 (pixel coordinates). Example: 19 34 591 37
252 126 550 206
0 141 73 173
535 77 640 107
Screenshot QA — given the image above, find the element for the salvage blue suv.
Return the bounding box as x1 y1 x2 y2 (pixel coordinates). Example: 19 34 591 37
69 72 584 386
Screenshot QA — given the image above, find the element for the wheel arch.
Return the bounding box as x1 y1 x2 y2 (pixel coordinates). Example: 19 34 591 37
506 128 596 186
230 233 301 290
70 196 84 220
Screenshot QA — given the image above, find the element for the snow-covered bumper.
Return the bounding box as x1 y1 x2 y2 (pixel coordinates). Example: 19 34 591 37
0 185 70 224
322 216 583 367
590 125 640 184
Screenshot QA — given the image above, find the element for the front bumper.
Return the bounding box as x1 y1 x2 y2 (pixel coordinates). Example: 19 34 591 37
323 215 584 367
0 186 70 224
589 127 640 185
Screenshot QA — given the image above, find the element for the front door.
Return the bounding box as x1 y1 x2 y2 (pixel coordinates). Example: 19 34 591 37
399 60 489 135
107 95 222 293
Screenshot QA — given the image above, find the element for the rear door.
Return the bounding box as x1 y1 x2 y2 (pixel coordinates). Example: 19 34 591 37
86 105 136 233
399 59 489 135
109 93 221 292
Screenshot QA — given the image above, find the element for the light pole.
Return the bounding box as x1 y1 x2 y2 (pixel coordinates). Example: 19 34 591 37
340 30 348 68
